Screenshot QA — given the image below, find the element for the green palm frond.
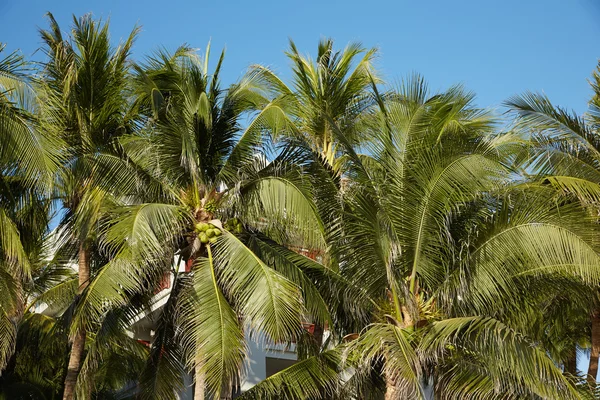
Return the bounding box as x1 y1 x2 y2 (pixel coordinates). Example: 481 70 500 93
422 317 579 399
76 305 148 397
238 347 346 400
103 203 188 259
463 189 600 312
214 232 304 343
238 173 326 251
178 248 245 398
542 175 600 203
0 301 17 373
29 278 77 315
349 324 421 398
507 92 600 201
0 45 61 189
249 39 379 165
217 99 295 185
433 359 521 400
0 206 30 277
506 92 596 148
2 312 69 397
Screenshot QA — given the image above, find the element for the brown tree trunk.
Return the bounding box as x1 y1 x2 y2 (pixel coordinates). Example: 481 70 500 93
62 244 90 400
401 305 414 329
565 346 577 375
589 310 600 382
194 359 205 400
313 323 324 351
385 375 398 400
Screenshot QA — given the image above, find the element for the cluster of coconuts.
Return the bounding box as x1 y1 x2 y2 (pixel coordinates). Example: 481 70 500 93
224 217 243 233
194 221 222 244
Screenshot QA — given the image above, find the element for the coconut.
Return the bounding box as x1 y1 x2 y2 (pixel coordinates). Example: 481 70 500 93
213 229 222 237
199 233 209 244
209 237 218 244
196 222 209 232
206 229 215 238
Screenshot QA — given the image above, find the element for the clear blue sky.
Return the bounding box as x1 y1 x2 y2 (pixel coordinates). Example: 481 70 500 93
2 0 600 374
1 0 600 114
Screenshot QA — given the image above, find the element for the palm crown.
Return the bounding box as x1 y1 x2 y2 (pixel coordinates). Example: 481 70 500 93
242 76 600 399
507 64 600 383
0 42 61 376
96 44 335 399
250 39 379 170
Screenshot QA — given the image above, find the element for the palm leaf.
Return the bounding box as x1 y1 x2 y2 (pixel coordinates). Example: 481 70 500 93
214 232 304 343
178 247 245 398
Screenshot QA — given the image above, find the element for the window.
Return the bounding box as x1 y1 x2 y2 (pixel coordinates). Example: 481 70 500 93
265 357 296 377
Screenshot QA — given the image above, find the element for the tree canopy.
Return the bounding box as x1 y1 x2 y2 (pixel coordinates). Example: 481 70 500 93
2 13 600 400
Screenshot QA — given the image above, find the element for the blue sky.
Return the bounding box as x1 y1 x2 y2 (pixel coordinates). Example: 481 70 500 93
1 0 600 115
2 0 600 374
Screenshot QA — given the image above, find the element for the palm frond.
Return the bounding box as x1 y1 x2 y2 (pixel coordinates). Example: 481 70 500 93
422 317 580 399
349 323 421 398
178 248 245 398
214 232 304 343
238 347 346 400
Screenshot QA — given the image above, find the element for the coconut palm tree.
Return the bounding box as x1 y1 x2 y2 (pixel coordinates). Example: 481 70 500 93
1 291 151 399
89 44 339 400
507 64 600 381
0 195 160 399
239 76 600 399
249 39 379 171
0 43 60 374
247 40 382 348
36 13 140 399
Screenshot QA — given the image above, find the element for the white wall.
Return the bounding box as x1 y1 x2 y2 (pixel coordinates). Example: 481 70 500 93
242 337 297 392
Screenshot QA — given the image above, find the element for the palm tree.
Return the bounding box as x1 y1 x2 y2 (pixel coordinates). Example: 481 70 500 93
0 43 59 374
247 40 382 349
36 13 139 399
507 64 600 381
91 44 335 399
1 283 151 399
249 39 379 171
240 76 600 399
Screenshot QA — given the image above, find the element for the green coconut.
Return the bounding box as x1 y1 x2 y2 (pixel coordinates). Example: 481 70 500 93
206 229 216 238
209 237 218 244
199 233 209 244
195 222 209 232
213 229 222 237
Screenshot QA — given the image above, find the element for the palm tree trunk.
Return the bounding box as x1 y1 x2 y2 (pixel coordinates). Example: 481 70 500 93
313 322 324 350
589 310 600 381
62 244 90 400
385 375 398 400
194 362 205 400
